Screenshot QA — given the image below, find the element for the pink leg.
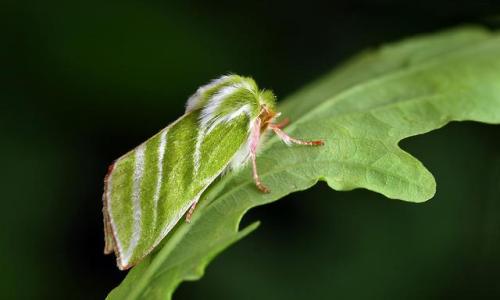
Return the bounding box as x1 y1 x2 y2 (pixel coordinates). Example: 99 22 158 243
185 201 198 223
273 117 290 129
250 118 270 193
270 124 324 146
251 153 270 193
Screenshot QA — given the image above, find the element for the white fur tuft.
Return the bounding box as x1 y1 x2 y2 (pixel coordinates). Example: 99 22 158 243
193 83 254 174
199 84 242 129
185 75 233 113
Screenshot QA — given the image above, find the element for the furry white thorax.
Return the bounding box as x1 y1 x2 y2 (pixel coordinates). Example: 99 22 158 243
199 83 248 131
185 75 255 113
193 82 257 174
185 75 232 113
201 81 255 127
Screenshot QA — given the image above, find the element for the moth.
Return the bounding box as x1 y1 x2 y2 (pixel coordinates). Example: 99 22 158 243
103 75 324 270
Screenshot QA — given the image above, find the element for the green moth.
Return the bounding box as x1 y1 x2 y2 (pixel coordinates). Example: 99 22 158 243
103 75 324 270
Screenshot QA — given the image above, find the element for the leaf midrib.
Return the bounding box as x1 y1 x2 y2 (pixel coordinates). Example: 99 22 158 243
291 35 499 126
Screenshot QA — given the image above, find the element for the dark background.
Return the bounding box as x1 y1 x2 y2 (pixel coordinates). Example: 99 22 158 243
2 0 500 299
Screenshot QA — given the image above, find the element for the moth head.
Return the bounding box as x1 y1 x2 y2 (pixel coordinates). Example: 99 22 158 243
258 89 279 129
259 89 277 112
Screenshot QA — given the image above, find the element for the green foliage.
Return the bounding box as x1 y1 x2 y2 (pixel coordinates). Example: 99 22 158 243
107 26 500 299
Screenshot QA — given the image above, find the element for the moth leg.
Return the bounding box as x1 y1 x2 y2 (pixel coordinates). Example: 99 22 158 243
273 117 290 129
251 152 270 193
269 124 324 146
251 118 270 193
185 201 198 223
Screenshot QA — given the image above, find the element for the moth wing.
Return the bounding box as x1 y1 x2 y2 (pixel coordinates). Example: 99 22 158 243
103 111 251 270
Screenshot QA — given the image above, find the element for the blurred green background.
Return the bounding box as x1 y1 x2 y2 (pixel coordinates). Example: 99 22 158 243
2 0 500 299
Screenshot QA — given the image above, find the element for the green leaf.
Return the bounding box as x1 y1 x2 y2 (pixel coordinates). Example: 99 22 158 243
106 26 500 299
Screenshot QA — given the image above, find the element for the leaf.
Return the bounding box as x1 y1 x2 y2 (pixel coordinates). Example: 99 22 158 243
106 26 500 299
